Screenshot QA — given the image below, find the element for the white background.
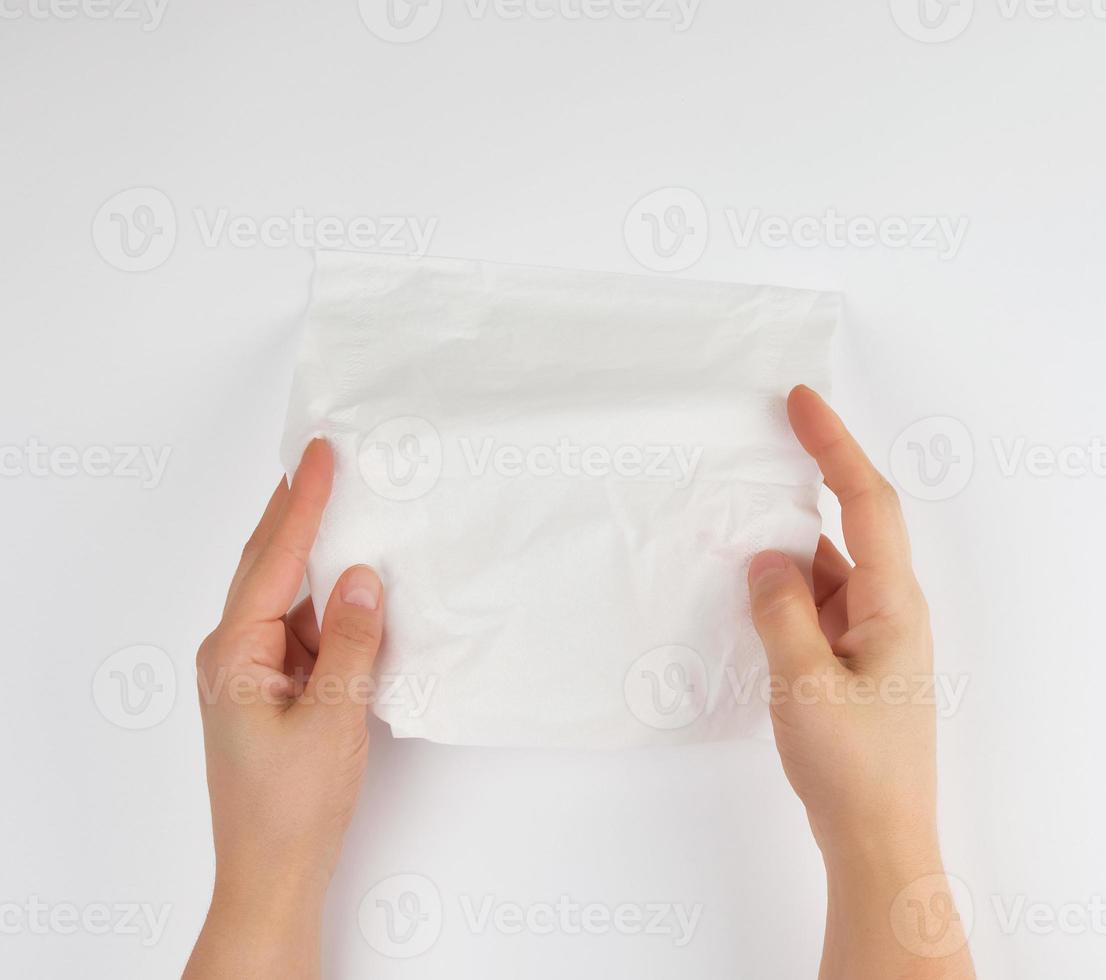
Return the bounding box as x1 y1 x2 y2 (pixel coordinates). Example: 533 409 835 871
2 1 1104 976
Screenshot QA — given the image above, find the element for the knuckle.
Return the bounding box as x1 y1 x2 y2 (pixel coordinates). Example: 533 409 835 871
239 534 263 565
875 474 901 507
330 614 380 650
267 537 310 568
909 585 931 623
906 575 926 605
755 588 799 626
195 629 221 673
891 575 928 619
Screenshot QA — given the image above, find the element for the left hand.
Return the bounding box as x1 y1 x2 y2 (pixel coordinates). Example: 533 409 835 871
185 438 384 980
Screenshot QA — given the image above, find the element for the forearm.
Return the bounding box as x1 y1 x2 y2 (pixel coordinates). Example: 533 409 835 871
819 837 974 980
183 875 325 980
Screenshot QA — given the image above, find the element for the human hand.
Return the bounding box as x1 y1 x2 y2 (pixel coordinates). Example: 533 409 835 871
185 439 384 980
748 386 973 979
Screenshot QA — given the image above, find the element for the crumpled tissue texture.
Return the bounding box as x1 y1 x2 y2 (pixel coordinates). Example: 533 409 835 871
281 251 837 748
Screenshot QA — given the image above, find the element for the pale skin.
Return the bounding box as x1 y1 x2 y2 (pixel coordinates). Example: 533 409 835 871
184 386 974 979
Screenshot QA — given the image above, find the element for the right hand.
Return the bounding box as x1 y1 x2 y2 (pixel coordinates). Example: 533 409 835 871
747 386 974 979
747 385 936 856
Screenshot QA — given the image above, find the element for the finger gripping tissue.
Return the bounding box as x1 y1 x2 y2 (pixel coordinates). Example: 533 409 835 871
281 251 837 748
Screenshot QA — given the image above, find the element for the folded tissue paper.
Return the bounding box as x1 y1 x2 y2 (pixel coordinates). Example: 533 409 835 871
281 251 837 748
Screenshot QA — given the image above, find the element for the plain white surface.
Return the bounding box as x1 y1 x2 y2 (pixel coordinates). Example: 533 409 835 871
2 2 1104 977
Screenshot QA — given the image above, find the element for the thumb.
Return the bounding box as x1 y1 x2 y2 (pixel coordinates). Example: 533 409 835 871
304 565 384 710
748 551 834 682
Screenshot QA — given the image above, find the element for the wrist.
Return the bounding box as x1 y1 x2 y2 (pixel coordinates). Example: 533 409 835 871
817 827 973 978
186 867 326 980
819 824 942 888
211 862 329 926
811 798 940 879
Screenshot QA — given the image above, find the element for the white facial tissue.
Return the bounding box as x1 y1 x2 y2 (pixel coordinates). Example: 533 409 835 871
281 251 837 748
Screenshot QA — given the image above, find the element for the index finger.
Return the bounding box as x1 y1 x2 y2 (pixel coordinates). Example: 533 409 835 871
223 438 334 626
787 386 912 573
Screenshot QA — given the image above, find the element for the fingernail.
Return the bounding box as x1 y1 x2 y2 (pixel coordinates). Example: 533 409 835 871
341 565 381 611
791 384 820 400
302 435 330 461
749 551 790 588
